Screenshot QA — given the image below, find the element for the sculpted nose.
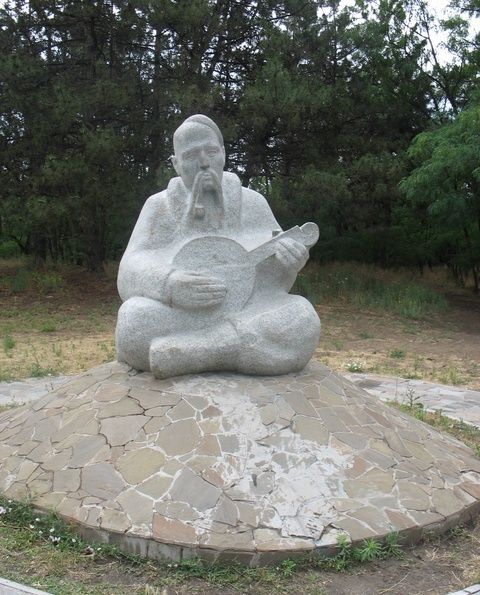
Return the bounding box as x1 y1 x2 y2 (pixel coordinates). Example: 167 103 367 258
199 150 209 169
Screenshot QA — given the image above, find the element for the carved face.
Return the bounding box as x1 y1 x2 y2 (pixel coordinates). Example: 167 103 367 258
172 123 225 191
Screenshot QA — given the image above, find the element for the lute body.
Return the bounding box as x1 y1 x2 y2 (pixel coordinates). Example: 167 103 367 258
172 222 319 314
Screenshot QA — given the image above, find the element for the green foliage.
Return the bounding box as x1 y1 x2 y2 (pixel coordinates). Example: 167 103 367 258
439 366 464 386
354 538 383 562
389 349 405 359
346 361 364 373
2 335 15 353
1 0 475 275
0 240 19 258
293 263 448 319
390 399 480 456
0 0 478 278
40 322 57 333
0 496 142 563
318 533 403 571
400 103 480 291
34 273 63 294
28 363 57 378
9 269 31 293
383 532 404 559
28 352 58 377
280 558 297 577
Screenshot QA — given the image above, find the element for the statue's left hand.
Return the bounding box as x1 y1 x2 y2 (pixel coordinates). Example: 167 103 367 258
275 238 309 272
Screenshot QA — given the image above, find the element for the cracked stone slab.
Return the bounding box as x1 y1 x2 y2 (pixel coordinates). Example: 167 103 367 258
0 577 53 594
0 360 479 565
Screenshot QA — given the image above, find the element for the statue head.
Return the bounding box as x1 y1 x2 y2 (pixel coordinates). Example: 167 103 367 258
172 115 226 192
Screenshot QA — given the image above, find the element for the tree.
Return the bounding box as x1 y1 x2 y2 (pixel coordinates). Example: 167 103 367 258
400 102 480 291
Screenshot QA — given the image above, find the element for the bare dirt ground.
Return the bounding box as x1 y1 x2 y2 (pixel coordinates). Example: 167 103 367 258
317 289 480 389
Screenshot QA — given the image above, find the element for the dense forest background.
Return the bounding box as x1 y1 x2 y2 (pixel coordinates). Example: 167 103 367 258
0 0 479 290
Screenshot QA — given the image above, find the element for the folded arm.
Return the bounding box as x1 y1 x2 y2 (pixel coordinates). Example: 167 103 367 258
117 193 175 303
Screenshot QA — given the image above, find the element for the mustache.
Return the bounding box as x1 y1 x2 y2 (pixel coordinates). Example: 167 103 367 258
189 170 224 220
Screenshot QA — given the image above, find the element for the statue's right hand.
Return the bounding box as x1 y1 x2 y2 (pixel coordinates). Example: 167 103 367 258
166 270 227 310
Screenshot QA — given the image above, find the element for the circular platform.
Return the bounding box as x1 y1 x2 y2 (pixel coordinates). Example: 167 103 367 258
0 361 479 565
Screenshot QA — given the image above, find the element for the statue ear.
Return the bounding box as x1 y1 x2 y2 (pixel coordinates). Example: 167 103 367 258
171 155 179 176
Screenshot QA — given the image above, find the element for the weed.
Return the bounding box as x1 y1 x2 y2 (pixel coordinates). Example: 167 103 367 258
9 269 31 293
388 402 480 454
413 356 424 371
389 348 405 359
0 369 13 382
2 335 15 354
40 322 57 333
439 366 464 386
99 340 116 363
346 361 364 373
35 272 63 293
51 344 63 357
280 558 297 577
404 371 422 380
29 363 57 378
329 533 352 570
294 263 447 320
402 386 426 420
28 352 58 378
354 538 383 562
315 533 403 572
382 532 403 559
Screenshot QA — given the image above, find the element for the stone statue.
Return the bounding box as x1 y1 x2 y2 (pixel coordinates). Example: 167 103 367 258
116 115 321 378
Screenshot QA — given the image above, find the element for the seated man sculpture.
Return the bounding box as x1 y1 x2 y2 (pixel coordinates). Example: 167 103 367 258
116 115 321 378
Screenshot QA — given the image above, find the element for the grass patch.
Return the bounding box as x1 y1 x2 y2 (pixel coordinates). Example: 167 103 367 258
28 363 58 378
34 271 63 293
293 262 448 319
346 361 364 373
41 321 57 333
9 269 31 293
28 353 59 378
2 334 15 354
389 348 405 359
390 396 480 456
438 366 464 386
0 495 404 594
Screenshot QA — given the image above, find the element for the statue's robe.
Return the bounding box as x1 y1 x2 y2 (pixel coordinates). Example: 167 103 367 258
116 172 320 376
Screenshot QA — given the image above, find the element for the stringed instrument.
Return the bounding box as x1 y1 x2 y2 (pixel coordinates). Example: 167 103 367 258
172 222 319 313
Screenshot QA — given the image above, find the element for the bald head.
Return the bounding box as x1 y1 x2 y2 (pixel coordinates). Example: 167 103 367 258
173 115 223 154
172 114 225 191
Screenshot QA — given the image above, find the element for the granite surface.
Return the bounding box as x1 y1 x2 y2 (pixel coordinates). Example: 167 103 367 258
0 361 479 564
116 114 320 378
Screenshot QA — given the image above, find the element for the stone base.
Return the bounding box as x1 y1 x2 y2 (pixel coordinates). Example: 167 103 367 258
0 361 479 565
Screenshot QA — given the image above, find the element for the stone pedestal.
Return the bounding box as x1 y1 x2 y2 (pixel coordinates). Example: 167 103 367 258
0 361 479 565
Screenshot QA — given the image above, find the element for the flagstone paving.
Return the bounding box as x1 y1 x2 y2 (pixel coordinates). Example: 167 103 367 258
0 576 52 594
345 374 480 428
0 361 479 565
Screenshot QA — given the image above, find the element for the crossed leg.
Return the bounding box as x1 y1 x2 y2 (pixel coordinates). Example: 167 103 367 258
116 294 320 378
